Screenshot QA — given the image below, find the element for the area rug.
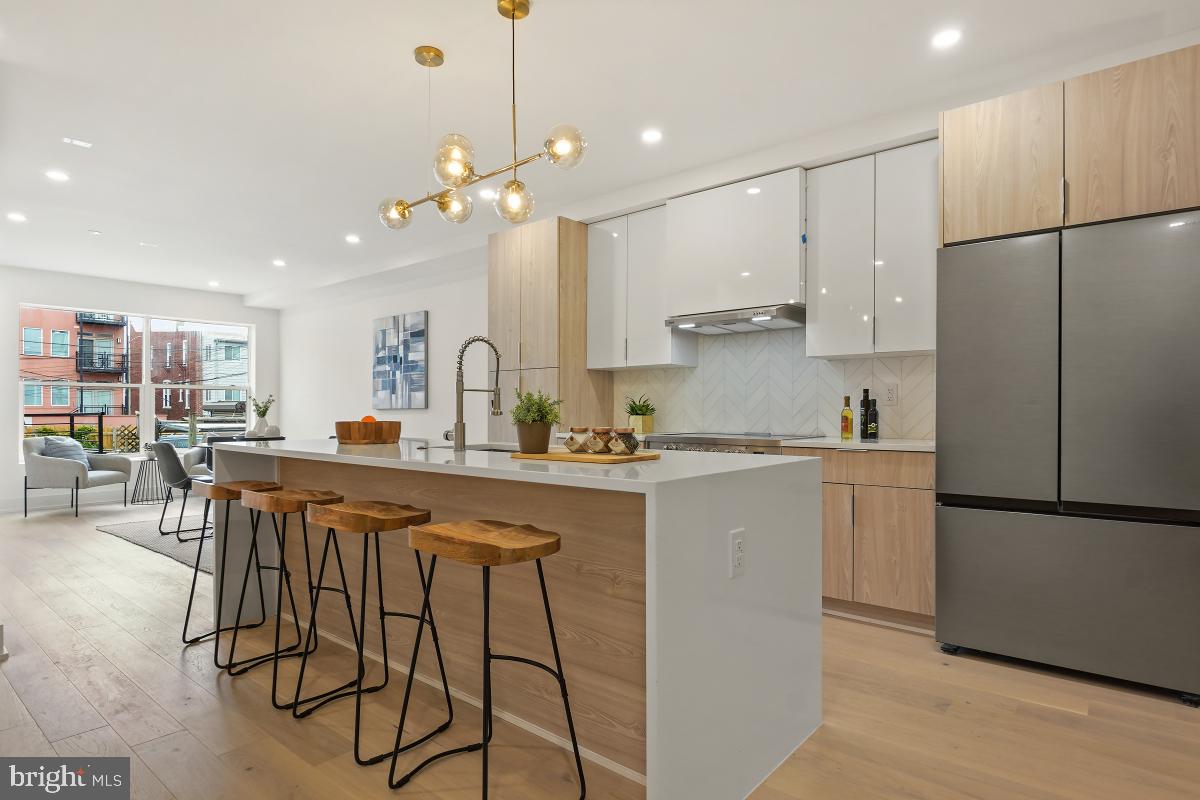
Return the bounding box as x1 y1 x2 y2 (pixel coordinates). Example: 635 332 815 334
96 515 213 574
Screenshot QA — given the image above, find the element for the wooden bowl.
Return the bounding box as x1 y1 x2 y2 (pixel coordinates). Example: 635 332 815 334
335 420 401 445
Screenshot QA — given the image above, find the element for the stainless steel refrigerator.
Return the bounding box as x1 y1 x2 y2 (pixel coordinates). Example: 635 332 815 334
935 211 1200 703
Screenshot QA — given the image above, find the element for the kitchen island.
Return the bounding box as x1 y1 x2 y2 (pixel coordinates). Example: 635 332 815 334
211 438 821 800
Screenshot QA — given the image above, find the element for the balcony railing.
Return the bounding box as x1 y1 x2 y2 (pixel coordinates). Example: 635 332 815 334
75 312 126 326
77 352 128 374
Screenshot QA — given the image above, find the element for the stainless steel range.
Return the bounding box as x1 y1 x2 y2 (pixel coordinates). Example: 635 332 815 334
644 432 823 454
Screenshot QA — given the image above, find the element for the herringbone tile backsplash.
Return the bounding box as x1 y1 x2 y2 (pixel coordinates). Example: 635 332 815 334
612 329 935 439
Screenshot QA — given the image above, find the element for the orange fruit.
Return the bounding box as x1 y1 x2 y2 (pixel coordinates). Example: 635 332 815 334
361 415 377 423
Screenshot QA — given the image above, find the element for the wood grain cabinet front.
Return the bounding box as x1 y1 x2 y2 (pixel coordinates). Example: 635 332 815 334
940 82 1065 244
822 482 854 602
1065 44 1200 225
852 485 935 616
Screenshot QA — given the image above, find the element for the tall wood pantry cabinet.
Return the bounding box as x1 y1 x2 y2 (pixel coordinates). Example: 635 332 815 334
487 216 613 442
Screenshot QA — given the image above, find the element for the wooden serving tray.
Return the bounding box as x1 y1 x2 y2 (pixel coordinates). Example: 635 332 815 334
511 449 661 464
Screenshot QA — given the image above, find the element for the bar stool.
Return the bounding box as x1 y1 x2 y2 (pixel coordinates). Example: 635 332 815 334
293 500 456 767
227 487 343 710
181 479 280 657
389 519 586 799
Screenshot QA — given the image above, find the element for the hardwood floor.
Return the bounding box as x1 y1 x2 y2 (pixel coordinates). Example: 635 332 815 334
2 505 1198 799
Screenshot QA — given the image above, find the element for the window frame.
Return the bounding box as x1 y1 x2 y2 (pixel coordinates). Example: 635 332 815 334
50 329 70 358
22 383 42 407
21 327 43 356
50 384 71 407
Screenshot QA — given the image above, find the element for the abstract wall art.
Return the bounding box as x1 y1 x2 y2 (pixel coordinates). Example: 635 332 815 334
372 311 427 409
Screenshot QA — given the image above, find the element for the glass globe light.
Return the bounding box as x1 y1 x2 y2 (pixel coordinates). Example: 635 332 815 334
494 178 534 223
378 198 412 230
437 189 473 224
433 133 476 188
544 124 587 170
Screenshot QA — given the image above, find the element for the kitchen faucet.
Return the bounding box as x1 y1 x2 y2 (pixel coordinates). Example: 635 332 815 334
446 336 503 451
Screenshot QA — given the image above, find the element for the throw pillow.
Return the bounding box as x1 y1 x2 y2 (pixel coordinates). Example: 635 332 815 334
42 436 91 469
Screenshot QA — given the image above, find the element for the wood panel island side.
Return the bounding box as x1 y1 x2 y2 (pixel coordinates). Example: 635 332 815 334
211 439 821 800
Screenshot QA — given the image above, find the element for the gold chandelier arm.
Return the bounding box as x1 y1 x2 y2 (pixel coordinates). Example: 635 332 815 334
399 151 546 211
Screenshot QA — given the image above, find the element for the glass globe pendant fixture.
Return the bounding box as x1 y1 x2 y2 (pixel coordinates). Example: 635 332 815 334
437 188 474 223
494 178 534 223
376 3 587 231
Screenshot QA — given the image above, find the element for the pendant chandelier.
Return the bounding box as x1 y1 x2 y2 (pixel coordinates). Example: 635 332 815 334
378 0 587 231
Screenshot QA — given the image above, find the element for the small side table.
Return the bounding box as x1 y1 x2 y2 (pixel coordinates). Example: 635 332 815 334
130 454 168 505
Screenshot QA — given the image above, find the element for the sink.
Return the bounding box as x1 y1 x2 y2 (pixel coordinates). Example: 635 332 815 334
419 443 519 452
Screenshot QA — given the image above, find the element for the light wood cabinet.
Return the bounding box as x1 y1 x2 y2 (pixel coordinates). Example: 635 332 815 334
1065 44 1200 225
488 218 612 441
785 447 935 614
940 82 1064 244
822 482 854 602
852 485 934 615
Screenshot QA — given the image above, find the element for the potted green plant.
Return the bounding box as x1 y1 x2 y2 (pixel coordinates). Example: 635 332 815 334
510 388 563 454
625 394 656 435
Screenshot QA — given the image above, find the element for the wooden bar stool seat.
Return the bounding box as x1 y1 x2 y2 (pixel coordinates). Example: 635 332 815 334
407 519 561 566
180 480 282 651
191 479 281 503
307 500 431 534
292 500 453 768
241 487 343 515
389 519 584 798
225 486 342 709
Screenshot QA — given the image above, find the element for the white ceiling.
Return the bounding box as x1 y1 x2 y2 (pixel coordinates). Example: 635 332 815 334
3 0 1200 302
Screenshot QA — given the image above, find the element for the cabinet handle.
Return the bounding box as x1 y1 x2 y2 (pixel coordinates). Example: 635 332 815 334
1059 177 1067 219
624 337 628 363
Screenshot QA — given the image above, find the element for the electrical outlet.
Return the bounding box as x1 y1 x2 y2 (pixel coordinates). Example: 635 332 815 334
882 383 899 407
729 528 746 579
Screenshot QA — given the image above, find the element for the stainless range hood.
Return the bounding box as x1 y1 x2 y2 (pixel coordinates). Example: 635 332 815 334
665 303 805 335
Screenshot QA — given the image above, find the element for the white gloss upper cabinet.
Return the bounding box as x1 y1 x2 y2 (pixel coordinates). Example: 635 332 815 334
586 216 628 370
874 141 938 354
666 168 804 317
587 208 697 370
806 155 876 358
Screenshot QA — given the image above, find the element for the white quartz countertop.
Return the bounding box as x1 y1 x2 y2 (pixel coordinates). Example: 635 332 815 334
213 438 817 494
780 436 935 452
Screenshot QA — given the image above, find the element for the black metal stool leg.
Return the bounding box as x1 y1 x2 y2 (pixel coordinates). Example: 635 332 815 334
181 498 213 644
481 564 492 799
356 541 454 766
226 510 304 675
269 511 314 709
388 556 484 789
536 559 587 799
291 528 360 718
208 503 268 663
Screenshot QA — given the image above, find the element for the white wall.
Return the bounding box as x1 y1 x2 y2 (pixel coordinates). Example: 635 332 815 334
3 263 280 512
278 249 490 443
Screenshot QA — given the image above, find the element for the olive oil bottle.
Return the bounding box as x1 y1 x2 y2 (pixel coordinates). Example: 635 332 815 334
859 389 871 440
867 399 879 441
840 396 853 441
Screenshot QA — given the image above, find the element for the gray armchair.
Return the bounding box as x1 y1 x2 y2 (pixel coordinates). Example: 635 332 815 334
23 437 132 517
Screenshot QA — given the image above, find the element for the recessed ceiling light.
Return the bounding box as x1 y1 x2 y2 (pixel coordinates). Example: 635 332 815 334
88 229 103 236
272 258 286 268
862 314 871 322
612 231 619 238
208 280 220 288
931 28 962 50
820 287 827 294
740 271 751 277
45 169 70 182
874 260 885 266
478 188 497 201
641 128 663 144
62 137 93 149
746 187 761 195
344 233 361 244
894 296 904 304
6 212 27 223
138 241 158 248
